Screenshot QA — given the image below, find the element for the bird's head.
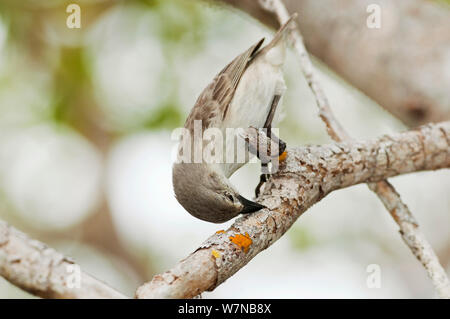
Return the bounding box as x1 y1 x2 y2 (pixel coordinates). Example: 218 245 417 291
172 163 265 223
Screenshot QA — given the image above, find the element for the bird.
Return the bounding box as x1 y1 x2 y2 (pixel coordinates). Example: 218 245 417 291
173 14 296 223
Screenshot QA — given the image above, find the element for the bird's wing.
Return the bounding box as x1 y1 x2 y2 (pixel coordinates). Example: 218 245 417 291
186 38 264 131
213 38 265 120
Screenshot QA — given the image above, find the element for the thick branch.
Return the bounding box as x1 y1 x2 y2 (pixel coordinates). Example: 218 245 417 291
216 0 450 126
0 220 128 299
136 121 450 298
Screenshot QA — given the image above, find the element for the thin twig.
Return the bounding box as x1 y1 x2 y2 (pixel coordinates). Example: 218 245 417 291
259 0 450 298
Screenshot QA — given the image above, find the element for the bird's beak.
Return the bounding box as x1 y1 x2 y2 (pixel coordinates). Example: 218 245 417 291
238 195 266 214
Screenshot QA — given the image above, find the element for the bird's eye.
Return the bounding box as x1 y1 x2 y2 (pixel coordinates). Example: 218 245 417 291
225 194 234 202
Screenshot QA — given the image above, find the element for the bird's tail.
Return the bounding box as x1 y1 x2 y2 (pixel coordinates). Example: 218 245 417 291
264 13 298 50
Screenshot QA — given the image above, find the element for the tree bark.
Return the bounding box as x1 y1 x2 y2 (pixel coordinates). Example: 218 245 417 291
136 121 450 298
2 121 448 299
250 0 450 298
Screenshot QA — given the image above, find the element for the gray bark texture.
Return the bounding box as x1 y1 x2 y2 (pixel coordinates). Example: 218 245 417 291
135 121 450 298
244 0 450 298
0 221 127 299
1 0 449 299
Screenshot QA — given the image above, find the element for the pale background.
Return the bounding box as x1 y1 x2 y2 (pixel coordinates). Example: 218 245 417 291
0 0 449 298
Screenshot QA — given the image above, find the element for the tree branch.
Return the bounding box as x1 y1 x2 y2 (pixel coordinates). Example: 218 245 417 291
135 121 450 298
2 0 448 299
0 220 128 299
258 0 450 298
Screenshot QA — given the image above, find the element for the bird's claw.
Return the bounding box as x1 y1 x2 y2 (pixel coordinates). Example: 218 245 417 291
255 173 269 198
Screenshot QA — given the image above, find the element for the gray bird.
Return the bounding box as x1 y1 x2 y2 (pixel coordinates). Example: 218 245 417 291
173 15 296 223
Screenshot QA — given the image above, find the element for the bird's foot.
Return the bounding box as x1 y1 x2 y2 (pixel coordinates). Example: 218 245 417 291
253 133 287 197
256 150 288 197
255 173 269 198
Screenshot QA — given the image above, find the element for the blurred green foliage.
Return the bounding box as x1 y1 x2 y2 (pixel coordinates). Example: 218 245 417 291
289 226 316 251
147 0 206 47
143 103 184 130
51 47 89 123
0 0 210 136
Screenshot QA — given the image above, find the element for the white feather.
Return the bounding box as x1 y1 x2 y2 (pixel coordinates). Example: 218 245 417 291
220 44 287 178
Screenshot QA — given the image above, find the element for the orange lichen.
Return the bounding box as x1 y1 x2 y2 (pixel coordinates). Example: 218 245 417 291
216 230 225 234
278 150 287 162
229 232 252 253
211 250 221 258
